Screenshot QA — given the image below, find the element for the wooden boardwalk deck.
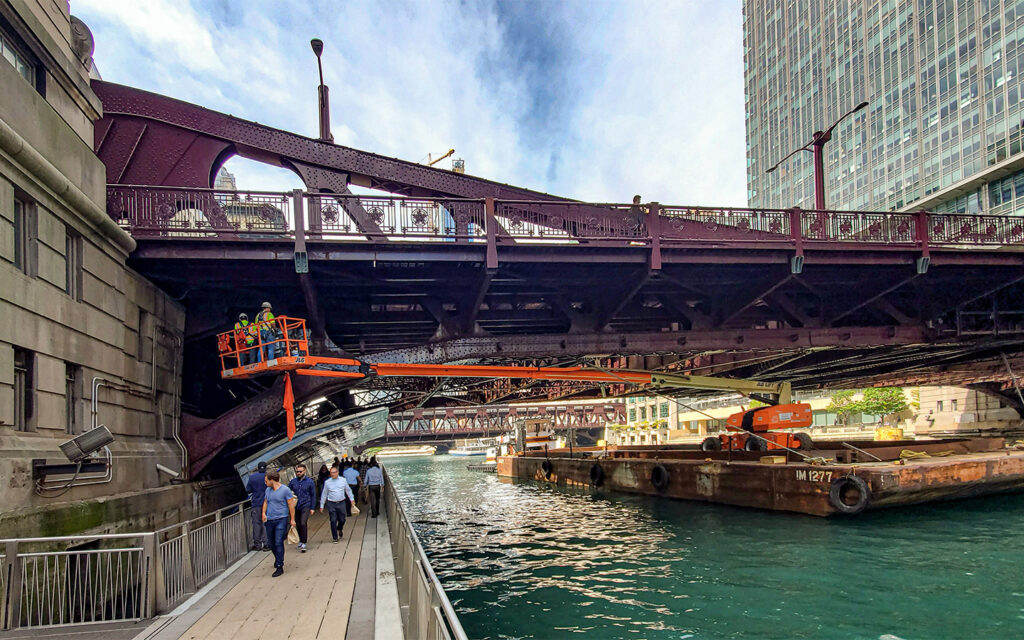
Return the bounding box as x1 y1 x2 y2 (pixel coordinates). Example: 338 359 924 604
132 506 401 640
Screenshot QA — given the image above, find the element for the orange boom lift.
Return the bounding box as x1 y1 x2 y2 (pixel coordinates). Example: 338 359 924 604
217 317 814 449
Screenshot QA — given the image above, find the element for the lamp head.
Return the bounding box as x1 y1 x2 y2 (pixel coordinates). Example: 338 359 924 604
854 101 869 111
311 38 324 57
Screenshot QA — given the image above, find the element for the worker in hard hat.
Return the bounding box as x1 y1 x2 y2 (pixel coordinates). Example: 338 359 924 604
234 313 257 365
256 301 280 361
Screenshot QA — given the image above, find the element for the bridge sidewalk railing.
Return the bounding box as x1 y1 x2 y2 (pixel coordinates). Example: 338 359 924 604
0 499 252 631
106 184 1024 249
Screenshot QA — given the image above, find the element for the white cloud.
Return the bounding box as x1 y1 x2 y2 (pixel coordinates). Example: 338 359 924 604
72 0 747 206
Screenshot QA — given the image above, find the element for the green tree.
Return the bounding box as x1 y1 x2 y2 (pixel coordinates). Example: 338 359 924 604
857 387 908 424
827 388 908 425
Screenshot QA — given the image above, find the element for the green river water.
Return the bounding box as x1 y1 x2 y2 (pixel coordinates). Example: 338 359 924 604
385 454 1024 640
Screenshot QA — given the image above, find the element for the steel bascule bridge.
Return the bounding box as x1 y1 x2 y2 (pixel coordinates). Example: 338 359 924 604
89 80 1024 478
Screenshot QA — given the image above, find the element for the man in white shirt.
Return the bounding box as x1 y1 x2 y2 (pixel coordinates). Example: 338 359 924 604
319 466 355 542
364 458 384 518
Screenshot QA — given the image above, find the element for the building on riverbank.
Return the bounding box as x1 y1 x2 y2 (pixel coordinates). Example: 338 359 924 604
0 1 236 537
606 386 1022 445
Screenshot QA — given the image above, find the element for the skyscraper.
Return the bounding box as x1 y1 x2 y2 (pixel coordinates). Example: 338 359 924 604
744 0 1024 216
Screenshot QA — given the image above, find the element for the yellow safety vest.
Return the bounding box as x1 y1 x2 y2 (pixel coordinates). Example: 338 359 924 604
234 320 255 345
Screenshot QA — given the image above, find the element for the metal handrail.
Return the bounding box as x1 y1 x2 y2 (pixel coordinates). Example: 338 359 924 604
1 499 253 631
383 467 468 640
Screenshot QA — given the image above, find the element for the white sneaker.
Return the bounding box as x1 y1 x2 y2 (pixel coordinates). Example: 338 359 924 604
299 543 306 552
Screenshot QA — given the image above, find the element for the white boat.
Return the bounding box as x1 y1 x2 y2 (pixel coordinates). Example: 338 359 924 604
375 445 437 458
449 438 494 456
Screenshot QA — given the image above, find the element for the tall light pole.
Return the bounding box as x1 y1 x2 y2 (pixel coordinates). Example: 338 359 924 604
767 101 868 210
311 38 333 143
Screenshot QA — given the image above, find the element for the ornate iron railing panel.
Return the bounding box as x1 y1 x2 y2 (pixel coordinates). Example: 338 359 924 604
928 213 1024 245
107 185 291 237
659 206 791 241
495 201 644 241
800 210 917 244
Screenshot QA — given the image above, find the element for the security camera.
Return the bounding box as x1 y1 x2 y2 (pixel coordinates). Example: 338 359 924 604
59 425 114 462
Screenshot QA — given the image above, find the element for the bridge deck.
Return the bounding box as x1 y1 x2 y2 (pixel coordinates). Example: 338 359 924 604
136 508 400 640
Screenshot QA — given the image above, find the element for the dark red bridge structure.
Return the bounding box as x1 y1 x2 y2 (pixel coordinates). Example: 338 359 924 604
375 402 626 447
89 81 1024 477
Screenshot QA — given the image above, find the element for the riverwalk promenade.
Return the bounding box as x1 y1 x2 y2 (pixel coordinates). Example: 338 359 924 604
0 510 401 640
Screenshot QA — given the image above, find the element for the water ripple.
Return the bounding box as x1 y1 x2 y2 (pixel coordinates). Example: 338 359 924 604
388 456 1024 639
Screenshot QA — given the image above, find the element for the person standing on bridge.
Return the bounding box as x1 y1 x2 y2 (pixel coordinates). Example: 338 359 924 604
629 195 645 235
262 470 296 577
342 461 360 516
256 301 280 361
288 464 316 552
246 461 268 551
234 313 257 365
365 458 384 518
319 466 355 542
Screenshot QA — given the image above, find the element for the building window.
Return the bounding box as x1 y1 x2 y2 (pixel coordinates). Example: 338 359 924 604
65 363 82 434
937 400 944 412
14 348 33 431
628 408 636 422
659 402 669 418
65 229 82 300
639 407 646 420
951 399 958 412
13 196 34 274
1 28 35 85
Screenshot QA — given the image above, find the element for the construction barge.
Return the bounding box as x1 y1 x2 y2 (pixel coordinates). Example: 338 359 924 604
496 437 1024 517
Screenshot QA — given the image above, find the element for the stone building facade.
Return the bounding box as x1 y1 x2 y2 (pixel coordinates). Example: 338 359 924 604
0 0 234 537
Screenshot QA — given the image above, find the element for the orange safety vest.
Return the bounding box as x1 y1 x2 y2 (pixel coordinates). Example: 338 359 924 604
234 320 255 345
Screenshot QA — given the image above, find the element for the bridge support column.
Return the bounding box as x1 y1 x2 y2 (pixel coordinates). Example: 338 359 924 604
789 207 804 274
485 198 498 269
648 201 662 270
915 210 931 274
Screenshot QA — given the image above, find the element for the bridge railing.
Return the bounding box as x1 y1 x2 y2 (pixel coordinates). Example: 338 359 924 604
106 185 1024 249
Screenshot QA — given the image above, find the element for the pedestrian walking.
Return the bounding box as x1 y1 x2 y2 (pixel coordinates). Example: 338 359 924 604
288 464 316 552
342 461 360 516
316 464 330 496
262 470 296 577
319 466 355 542
365 458 384 518
357 460 369 505
629 194 645 234
245 461 268 551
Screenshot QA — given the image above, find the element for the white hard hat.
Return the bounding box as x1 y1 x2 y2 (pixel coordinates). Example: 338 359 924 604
261 301 272 308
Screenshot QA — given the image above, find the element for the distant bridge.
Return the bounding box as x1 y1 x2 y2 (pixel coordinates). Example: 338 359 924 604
370 402 627 446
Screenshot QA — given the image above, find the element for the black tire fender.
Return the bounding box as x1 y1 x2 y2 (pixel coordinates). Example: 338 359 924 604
744 435 768 452
650 464 670 491
541 459 553 479
589 463 605 487
700 436 722 451
793 432 814 450
829 474 871 515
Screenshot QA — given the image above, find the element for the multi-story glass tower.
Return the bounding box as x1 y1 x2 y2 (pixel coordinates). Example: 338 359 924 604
744 0 1024 216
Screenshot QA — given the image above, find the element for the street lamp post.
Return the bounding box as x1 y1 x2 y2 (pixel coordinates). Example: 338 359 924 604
767 101 868 210
310 38 333 143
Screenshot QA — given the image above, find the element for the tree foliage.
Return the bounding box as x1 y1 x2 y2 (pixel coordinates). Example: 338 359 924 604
827 387 908 423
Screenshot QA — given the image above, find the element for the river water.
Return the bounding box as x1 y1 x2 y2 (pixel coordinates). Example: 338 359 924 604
385 454 1024 639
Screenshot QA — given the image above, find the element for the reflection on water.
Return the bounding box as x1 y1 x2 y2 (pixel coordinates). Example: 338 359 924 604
387 455 1024 639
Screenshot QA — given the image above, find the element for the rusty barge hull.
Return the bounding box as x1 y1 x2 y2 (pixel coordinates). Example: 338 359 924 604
495 440 1024 517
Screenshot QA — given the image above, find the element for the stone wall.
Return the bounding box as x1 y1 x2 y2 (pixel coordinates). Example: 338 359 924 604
0 2 226 534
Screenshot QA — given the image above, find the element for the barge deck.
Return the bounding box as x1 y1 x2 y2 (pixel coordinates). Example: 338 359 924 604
496 438 1024 516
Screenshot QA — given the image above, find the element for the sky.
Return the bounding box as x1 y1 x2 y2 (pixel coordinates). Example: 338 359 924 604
73 0 747 206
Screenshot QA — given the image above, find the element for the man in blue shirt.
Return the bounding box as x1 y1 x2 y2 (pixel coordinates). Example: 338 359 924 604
245 461 268 551
365 458 384 518
319 466 355 542
261 470 296 577
288 464 316 552
342 462 360 516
